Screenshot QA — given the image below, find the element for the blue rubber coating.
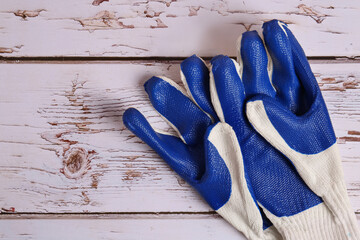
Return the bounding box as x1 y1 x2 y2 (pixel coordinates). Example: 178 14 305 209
241 31 276 98
181 55 219 122
123 21 334 231
144 76 212 146
210 55 246 130
211 54 322 220
263 20 304 114
123 108 233 211
194 123 232 210
123 108 205 182
247 20 336 154
248 89 336 154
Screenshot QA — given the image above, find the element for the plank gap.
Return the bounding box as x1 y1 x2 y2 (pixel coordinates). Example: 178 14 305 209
1 211 358 219
0 212 217 219
1 56 360 64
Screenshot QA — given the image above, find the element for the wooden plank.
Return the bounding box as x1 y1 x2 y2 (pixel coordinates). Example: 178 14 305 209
0 61 360 214
0 214 359 239
0 0 360 57
1 214 244 240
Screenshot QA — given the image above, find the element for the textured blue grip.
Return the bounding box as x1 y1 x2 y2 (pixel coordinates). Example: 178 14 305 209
124 23 332 232
247 20 337 154
123 108 205 182
194 124 232 210
263 20 305 114
145 76 212 146
181 55 219 122
213 28 323 219
256 95 337 154
124 109 233 211
240 31 276 98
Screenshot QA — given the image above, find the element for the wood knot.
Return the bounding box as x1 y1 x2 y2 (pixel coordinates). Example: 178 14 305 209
61 147 91 179
92 0 109 6
13 9 44 19
123 170 142 181
1 207 15 213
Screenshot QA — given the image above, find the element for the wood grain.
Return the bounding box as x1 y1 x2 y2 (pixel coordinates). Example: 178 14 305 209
0 0 360 57
0 61 359 215
0 214 359 239
0 214 246 240
1 1 359 238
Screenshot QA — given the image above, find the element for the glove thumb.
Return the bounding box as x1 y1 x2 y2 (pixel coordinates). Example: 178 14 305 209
123 108 204 182
246 94 336 155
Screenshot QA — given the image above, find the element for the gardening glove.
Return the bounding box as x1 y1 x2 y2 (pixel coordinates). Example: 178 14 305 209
245 19 360 239
123 55 282 240
208 50 323 238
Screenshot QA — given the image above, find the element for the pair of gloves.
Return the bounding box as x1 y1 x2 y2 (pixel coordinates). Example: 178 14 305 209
123 19 360 240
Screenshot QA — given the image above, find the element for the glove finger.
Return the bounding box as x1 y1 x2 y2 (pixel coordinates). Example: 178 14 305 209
145 76 212 146
262 20 303 113
210 55 246 132
123 108 205 182
281 23 320 105
195 123 233 210
199 122 268 233
238 30 276 98
180 55 219 122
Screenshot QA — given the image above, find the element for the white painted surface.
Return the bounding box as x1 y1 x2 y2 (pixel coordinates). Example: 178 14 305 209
0 62 359 213
0 0 360 238
0 61 359 238
0 214 244 240
0 215 359 239
0 0 360 57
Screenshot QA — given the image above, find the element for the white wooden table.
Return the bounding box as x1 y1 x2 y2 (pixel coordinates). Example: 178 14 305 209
0 1 359 239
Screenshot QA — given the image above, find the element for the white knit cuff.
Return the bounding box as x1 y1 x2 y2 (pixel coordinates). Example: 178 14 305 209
263 186 360 240
322 183 360 240
267 203 348 240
